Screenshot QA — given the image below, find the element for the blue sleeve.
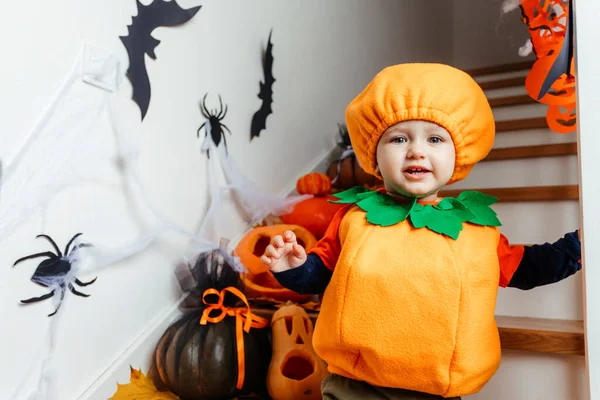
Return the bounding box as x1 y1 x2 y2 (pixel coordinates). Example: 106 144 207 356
271 254 333 295
508 230 581 290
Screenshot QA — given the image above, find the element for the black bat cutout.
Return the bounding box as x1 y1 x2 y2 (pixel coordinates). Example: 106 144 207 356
14 233 95 317
537 0 574 100
250 29 275 140
120 0 201 120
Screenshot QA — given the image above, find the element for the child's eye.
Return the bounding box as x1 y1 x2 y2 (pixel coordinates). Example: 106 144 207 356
391 136 406 143
428 136 443 143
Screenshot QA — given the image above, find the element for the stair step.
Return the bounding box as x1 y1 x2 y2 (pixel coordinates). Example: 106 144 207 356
440 185 579 202
483 143 578 161
479 76 526 90
496 316 584 356
496 117 548 132
489 94 536 108
467 61 535 77
251 307 584 356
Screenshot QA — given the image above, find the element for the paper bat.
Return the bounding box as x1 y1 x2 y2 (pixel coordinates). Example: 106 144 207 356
250 29 275 140
120 0 201 120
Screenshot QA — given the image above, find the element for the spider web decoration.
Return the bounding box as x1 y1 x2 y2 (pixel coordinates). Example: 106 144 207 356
7 45 306 400
4 45 218 400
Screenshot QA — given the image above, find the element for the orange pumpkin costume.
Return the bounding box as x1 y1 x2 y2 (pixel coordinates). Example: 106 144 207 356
309 202 523 397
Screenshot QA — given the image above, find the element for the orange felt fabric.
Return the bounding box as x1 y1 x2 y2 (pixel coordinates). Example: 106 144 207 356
312 206 504 397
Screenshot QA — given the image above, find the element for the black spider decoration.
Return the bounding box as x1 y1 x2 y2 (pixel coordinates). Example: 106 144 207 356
197 93 231 158
14 233 96 317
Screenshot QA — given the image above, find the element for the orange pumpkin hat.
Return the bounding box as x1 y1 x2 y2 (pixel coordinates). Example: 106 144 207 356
345 63 495 185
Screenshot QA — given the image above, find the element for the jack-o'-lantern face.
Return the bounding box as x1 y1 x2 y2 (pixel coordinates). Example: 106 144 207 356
547 102 577 134
235 224 316 303
267 303 329 400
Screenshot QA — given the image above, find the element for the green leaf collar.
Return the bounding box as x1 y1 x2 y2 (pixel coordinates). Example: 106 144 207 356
331 187 501 240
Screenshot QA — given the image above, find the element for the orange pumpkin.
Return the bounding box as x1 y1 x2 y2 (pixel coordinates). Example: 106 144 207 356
235 225 316 303
280 196 345 240
296 173 332 196
267 303 329 400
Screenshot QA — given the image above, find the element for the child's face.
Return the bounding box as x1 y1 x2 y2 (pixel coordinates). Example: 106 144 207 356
376 120 455 201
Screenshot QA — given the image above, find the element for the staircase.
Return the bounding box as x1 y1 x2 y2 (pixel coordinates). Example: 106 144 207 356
443 61 583 356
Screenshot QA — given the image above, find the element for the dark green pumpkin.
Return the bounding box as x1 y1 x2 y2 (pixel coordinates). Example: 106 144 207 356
149 249 272 399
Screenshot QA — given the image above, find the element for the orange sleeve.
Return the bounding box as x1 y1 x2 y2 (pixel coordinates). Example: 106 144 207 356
497 234 525 287
307 204 353 271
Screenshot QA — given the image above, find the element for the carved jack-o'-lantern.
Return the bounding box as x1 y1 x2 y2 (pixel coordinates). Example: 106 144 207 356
235 224 316 303
267 303 329 400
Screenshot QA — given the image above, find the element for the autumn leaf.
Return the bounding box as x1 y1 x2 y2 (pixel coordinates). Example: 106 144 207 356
110 366 179 400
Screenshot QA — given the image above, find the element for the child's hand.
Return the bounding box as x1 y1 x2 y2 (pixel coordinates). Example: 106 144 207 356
260 230 307 273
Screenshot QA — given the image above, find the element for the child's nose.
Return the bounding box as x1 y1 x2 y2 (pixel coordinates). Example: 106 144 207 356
407 143 426 159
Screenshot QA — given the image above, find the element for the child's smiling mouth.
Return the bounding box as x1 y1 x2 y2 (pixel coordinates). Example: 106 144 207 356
403 166 431 180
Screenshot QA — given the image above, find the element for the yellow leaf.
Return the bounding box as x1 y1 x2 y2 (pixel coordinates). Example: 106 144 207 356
110 366 179 400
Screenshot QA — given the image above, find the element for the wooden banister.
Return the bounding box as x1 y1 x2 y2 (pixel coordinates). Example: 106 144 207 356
483 143 578 161
440 185 579 201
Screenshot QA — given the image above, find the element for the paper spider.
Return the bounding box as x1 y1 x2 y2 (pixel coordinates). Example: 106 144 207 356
14 233 95 317
197 93 231 158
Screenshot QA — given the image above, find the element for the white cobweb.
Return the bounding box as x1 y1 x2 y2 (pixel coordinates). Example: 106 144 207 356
7 44 307 400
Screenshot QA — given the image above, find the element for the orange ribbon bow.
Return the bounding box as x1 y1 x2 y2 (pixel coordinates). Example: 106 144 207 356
199 286 269 390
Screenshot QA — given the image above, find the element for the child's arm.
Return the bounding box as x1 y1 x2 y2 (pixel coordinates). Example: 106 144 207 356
499 231 581 290
260 204 351 295
260 230 331 294
508 230 581 290
271 254 333 294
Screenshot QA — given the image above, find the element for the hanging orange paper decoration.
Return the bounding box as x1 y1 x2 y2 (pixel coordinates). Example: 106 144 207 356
520 0 576 134
546 101 577 134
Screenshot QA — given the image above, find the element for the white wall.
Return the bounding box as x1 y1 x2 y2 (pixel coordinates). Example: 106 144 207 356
572 0 600 396
452 0 535 70
0 1 453 399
